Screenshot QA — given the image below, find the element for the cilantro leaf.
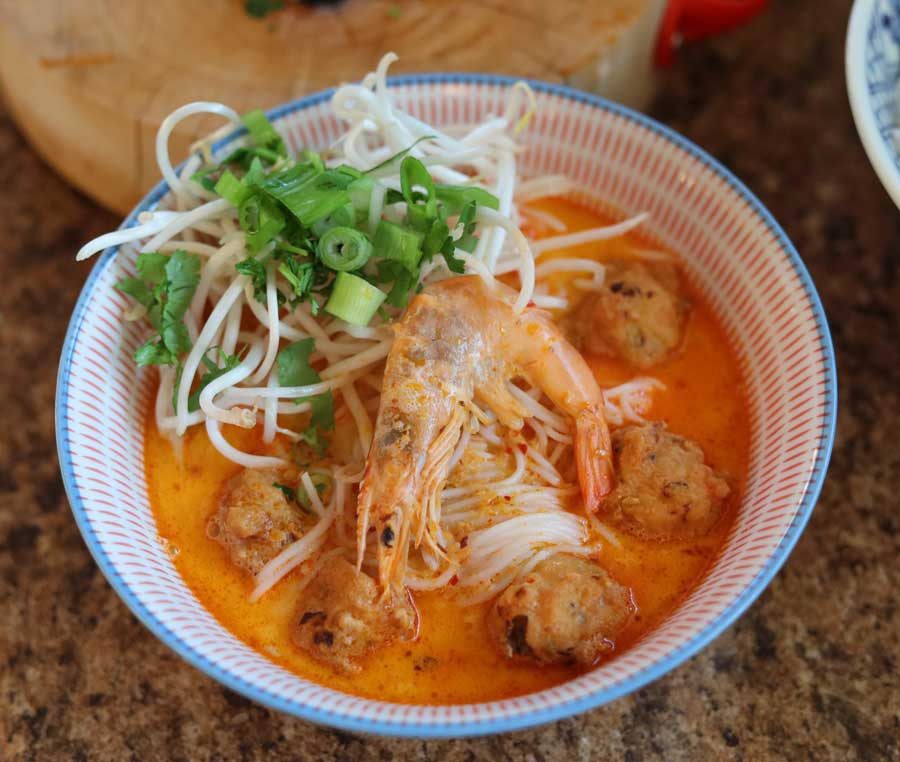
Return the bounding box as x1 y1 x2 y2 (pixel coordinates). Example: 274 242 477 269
272 482 296 501
161 251 201 348
440 238 466 274
277 339 335 452
187 349 243 412
241 109 288 158
115 277 155 316
134 339 177 367
272 479 324 514
435 200 475 273
136 252 169 284
235 256 267 302
117 249 201 368
376 260 419 308
279 257 315 301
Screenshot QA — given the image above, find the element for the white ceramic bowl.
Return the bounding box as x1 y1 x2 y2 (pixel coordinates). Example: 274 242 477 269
847 0 900 208
56 76 836 737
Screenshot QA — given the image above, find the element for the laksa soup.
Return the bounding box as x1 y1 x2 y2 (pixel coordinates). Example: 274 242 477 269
78 56 747 704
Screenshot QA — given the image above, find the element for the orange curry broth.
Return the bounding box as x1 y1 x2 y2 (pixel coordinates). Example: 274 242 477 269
145 197 749 704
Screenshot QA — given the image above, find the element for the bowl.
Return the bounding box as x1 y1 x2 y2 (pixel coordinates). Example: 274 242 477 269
56 75 837 737
847 0 900 208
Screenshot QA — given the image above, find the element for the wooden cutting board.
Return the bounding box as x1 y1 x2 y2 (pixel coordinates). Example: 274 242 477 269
0 0 663 214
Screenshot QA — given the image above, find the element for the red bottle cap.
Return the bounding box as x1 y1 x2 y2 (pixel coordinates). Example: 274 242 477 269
655 0 769 67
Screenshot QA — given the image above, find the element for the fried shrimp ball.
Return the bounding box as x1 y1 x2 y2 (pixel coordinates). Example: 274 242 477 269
603 423 730 539
567 260 687 368
207 467 307 574
489 555 633 665
290 557 417 673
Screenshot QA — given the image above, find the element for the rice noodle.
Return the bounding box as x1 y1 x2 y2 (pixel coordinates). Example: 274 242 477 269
530 213 649 256
156 102 241 198
76 212 180 261
243 262 280 386
521 207 567 232
515 174 577 203
602 377 665 426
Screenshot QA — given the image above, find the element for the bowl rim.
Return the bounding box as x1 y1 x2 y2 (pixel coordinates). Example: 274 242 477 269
55 72 837 738
846 0 900 209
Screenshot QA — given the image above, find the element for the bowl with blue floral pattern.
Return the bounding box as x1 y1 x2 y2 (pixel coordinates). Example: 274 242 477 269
847 0 900 208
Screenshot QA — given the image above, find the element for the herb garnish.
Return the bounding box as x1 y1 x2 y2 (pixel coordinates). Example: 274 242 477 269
272 476 329 514
276 339 334 454
187 348 244 412
115 249 201 367
191 109 498 322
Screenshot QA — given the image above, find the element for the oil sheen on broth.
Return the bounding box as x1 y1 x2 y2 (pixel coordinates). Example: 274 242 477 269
146 197 749 704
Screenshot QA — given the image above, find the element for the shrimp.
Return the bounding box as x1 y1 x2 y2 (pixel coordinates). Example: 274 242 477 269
357 275 613 594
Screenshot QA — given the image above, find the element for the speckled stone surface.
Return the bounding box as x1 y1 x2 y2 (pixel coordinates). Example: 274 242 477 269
2 1 899 759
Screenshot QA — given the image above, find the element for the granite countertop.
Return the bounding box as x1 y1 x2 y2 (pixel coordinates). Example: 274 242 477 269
2 1 898 759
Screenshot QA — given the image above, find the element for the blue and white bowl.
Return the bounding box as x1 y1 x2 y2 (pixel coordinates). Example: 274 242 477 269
56 76 837 737
847 0 900 208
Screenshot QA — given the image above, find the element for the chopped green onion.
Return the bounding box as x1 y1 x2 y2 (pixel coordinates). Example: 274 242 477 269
422 217 450 259
241 108 287 158
312 203 356 237
400 156 437 231
324 271 387 325
259 165 350 227
454 200 480 253
218 146 281 170
244 156 266 187
191 166 219 192
333 164 363 180
300 149 324 173
318 226 373 272
372 219 423 273
239 194 285 252
347 177 375 219
319 167 359 191
434 185 500 214
214 170 252 206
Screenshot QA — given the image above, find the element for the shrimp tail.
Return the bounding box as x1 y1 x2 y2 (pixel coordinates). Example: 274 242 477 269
574 405 615 511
